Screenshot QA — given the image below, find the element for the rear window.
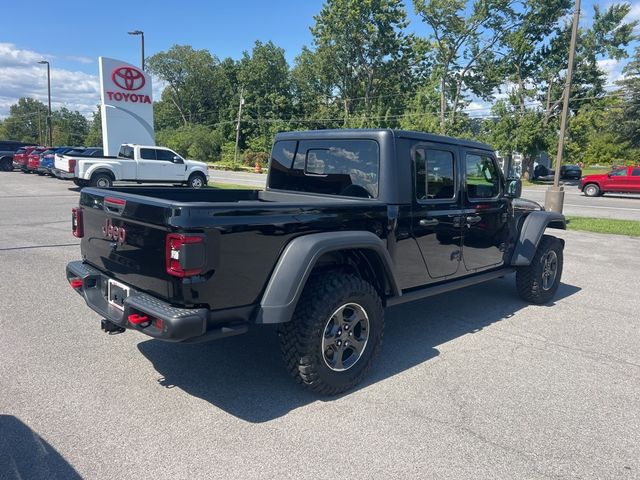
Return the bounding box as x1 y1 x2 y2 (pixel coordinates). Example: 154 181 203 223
268 139 379 198
119 146 134 159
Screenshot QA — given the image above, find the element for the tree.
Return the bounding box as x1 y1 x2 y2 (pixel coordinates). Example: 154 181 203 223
308 0 413 125
618 47 640 150
483 101 555 178
237 41 293 153
84 107 102 147
539 3 637 126
51 108 89 146
500 0 572 113
147 45 236 127
566 98 634 165
414 0 515 133
3 97 48 143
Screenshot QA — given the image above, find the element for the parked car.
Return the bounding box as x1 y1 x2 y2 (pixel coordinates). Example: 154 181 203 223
54 144 208 188
25 147 50 173
66 129 566 394
39 147 84 175
532 164 582 181
0 140 30 171
12 146 40 171
579 166 640 196
560 164 582 179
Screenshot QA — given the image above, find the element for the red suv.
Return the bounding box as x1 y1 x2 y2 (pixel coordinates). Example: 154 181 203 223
579 166 640 196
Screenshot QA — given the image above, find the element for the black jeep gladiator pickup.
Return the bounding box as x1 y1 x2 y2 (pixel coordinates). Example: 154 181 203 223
67 129 565 394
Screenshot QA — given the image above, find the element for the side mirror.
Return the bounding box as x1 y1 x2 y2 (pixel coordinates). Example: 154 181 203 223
506 178 522 198
173 156 183 164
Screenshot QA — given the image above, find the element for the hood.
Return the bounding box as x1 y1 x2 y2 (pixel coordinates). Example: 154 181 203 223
513 197 544 212
185 159 208 168
581 173 608 181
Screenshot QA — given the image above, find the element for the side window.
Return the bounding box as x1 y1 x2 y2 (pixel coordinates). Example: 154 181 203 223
415 148 455 201
632 168 640 177
466 153 500 199
610 168 628 177
119 146 134 159
140 148 156 160
156 149 175 161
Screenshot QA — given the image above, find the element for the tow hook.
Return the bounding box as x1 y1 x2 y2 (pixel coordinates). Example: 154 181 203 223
101 319 126 335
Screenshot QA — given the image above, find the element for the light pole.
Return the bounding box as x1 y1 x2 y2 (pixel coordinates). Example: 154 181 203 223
545 0 581 213
37 60 52 146
128 30 145 70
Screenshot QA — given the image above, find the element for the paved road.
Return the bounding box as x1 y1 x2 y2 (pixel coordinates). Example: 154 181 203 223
208 168 267 188
207 169 640 221
2 171 640 479
522 185 640 221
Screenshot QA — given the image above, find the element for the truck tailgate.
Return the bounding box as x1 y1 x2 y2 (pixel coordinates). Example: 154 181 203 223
78 189 182 303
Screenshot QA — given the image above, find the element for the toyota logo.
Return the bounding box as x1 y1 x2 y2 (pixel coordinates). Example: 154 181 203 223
111 66 145 91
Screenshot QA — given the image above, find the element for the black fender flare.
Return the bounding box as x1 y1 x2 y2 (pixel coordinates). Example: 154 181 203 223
511 211 566 266
255 231 401 324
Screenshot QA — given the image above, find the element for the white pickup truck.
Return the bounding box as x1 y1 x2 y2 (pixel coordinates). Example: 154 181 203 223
53 144 210 188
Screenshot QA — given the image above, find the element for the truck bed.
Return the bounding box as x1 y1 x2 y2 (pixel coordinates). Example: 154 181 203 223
77 186 387 315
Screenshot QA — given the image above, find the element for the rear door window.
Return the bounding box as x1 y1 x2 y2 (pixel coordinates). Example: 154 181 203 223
269 139 379 198
119 146 134 159
140 148 156 160
414 148 456 201
632 168 640 176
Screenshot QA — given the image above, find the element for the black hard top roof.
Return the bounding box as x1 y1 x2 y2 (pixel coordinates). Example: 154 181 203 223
274 128 493 151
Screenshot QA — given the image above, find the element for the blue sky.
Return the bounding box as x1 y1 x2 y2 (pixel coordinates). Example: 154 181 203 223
1 0 638 118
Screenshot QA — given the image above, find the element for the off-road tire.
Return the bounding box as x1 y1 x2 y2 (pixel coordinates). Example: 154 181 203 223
91 173 113 188
188 172 207 188
516 235 563 304
583 183 600 197
278 272 384 395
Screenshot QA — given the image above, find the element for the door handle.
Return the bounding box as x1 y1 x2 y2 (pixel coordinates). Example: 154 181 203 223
419 218 439 227
466 215 482 224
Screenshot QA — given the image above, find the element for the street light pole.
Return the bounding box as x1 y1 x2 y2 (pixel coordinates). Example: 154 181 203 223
38 60 52 146
128 30 145 70
545 0 581 213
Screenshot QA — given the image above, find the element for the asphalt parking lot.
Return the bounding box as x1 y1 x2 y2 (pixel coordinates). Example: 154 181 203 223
1 171 640 479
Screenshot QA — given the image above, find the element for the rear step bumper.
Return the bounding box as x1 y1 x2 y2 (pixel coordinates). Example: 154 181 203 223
66 261 248 342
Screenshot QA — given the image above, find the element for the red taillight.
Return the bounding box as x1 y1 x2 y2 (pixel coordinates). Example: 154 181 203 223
69 279 83 289
68 159 77 173
128 313 149 325
72 208 83 237
165 233 205 277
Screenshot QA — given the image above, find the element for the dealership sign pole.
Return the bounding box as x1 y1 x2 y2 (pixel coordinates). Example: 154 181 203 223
98 57 155 156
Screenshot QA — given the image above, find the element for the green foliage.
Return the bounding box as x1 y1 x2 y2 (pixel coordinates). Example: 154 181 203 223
84 107 102 147
308 0 413 125
3 97 48 143
51 107 89 146
156 124 221 161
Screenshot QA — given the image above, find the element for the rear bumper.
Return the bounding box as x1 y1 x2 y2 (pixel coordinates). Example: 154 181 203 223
52 168 74 179
66 261 248 342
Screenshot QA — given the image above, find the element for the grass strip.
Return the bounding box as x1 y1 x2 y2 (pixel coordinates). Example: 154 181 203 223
566 216 640 237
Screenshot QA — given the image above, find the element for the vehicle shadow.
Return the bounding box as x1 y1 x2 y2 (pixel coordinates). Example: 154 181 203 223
0 415 82 480
137 277 581 423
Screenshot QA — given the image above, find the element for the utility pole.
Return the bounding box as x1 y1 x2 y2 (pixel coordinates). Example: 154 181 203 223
128 30 145 70
37 60 52 146
545 0 580 213
234 87 245 164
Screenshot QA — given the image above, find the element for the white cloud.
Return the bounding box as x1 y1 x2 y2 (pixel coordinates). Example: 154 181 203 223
597 58 624 86
626 2 640 22
0 43 100 119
